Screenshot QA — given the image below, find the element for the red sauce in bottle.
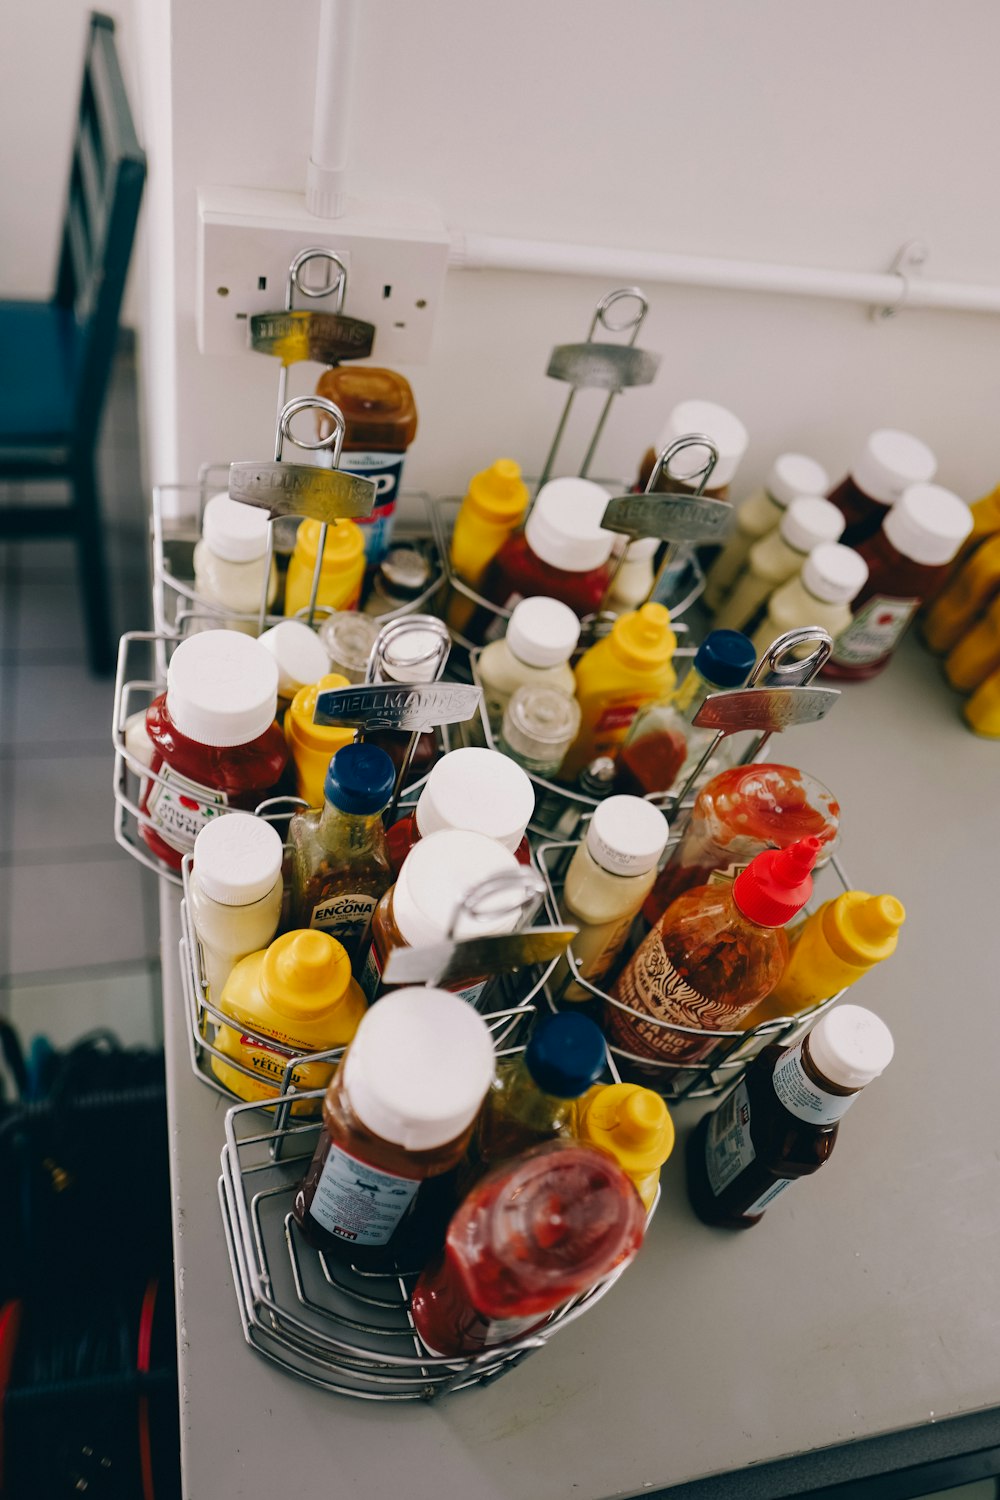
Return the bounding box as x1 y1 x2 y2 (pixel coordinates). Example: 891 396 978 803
828 429 937 549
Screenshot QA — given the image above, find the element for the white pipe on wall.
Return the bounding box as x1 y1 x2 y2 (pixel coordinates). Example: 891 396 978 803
448 232 1000 316
306 0 357 219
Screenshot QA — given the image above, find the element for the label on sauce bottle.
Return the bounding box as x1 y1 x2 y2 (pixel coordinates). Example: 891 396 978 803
359 942 384 1001
308 1142 419 1246
610 942 733 1061
741 1176 793 1216
772 1041 857 1125
830 595 918 666
342 451 405 561
310 893 378 949
146 766 228 853
453 979 488 1009
705 1080 755 1195
594 701 642 735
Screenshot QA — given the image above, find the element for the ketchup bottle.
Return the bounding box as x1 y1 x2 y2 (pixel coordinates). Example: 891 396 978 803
410 1141 645 1357
385 747 534 877
825 483 973 680
828 429 937 549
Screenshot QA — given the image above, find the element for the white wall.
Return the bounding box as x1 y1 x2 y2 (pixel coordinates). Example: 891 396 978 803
125 0 1000 500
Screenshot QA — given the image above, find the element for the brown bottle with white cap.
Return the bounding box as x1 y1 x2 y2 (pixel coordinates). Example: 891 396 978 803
712 496 845 635
829 428 937 548
637 400 749 499
826 483 973 680
687 1004 894 1228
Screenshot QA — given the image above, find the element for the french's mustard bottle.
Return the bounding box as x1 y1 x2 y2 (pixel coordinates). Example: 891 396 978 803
574 1083 675 1211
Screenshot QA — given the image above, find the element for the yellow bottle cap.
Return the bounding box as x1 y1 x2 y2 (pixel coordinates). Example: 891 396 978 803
610 602 677 672
467 459 529 524
576 1083 675 1174
823 891 905 964
261 929 352 1019
285 673 352 751
294 518 365 570
964 666 1000 736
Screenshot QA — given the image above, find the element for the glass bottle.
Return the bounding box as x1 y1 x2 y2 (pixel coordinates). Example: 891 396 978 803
828 428 937 549
319 611 379 684
476 595 579 735
257 619 330 722
643 763 840 924
189 812 283 1001
288 741 396 970
826 483 973 680
615 629 755 800
283 672 354 808
447 459 530 635
609 837 821 1066
360 829 523 1007
385 746 534 878
478 477 616 628
293 987 495 1266
946 593 1000 692
362 546 432 617
315 366 419 564
192 493 278 630
686 1004 894 1227
284 519 366 619
471 1012 607 1173
557 795 670 1000
923 531 1000 655
559 603 678 782
751 543 869 659
140 631 289 871
410 1141 645 1357
498 684 582 780
703 453 830 611
712 496 845 635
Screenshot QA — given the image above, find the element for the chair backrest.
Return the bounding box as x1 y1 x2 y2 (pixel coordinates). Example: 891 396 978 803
54 12 146 445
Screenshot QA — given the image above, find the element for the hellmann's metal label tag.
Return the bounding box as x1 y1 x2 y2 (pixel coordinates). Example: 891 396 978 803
692 686 840 735
600 492 733 545
248 310 375 365
546 342 659 392
382 928 578 988
313 682 483 734
228 463 376 525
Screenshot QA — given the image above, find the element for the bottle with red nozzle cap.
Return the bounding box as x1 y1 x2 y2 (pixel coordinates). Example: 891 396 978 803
608 837 822 1067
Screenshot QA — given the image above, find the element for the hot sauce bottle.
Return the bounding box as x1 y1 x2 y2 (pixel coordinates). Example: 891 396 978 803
686 1004 894 1228
827 428 937 549
410 1141 645 1357
293 987 495 1268
609 838 821 1066
141 631 289 871
385 747 534 877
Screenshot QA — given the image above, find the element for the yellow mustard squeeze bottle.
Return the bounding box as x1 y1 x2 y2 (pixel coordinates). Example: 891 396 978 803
212 929 367 1107
945 593 1000 693
954 481 1000 568
284 672 353 807
447 460 530 634
284 519 366 619
559 603 677 781
923 533 1000 655
574 1083 675 1212
746 890 905 1023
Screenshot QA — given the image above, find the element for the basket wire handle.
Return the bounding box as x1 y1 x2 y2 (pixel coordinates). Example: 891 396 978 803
445 868 548 945
365 615 452 819
537 286 649 493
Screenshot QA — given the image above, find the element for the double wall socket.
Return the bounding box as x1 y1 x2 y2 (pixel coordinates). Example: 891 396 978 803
197 186 450 364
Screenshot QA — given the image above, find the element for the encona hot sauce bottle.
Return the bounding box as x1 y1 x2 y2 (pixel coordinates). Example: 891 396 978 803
385 746 535 878
609 837 821 1067
315 366 418 565
687 1003 894 1228
140 631 289 871
825 483 973 681
293 987 495 1268
410 1141 646 1357
827 428 937 549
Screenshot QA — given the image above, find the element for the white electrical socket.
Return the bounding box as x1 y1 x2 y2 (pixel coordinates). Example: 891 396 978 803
197 186 450 364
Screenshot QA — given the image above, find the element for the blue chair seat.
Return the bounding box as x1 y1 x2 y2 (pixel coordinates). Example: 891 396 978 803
0 300 77 448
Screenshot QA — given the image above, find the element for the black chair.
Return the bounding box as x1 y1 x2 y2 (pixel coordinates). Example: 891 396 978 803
0 12 145 673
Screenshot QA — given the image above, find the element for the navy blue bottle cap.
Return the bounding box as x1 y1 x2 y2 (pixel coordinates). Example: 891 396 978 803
324 742 396 815
694 629 756 688
525 1013 606 1099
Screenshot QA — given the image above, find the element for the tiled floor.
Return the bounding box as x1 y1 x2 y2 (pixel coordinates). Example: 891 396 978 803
0 342 161 1050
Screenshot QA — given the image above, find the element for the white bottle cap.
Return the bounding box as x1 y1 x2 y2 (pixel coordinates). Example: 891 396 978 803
165 631 279 747
883 483 973 565
415 747 535 850
766 453 831 509
505 596 581 668
193 812 283 905
201 493 270 563
342 986 495 1150
380 627 448 684
850 429 937 505
779 496 845 554
658 400 749 489
801 543 869 605
807 1003 894 1091
391 829 523 948
257 620 330 698
524 478 615 573
586 795 669 877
